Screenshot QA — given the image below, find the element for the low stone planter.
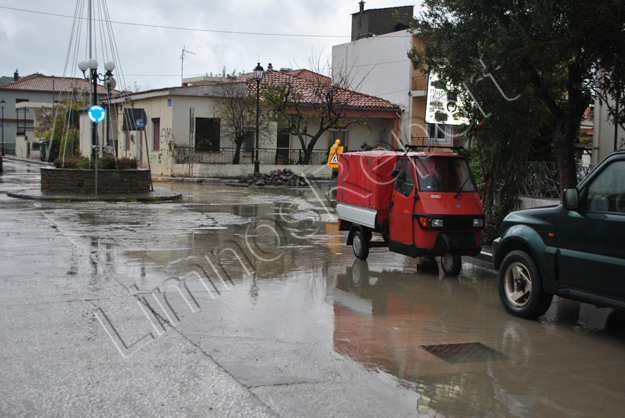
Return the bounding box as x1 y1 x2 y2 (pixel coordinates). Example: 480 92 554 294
41 167 151 195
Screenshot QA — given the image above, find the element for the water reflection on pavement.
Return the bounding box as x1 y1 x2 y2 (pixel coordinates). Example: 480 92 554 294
2 159 625 417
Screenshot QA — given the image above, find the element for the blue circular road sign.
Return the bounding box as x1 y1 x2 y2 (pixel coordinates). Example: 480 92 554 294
88 105 106 123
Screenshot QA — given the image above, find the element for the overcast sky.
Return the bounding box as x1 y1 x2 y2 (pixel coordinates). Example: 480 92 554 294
0 0 421 91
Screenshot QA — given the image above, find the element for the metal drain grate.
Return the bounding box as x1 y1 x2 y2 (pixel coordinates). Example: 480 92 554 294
420 342 508 364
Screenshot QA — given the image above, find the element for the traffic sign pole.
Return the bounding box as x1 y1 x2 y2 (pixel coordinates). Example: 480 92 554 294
88 105 107 197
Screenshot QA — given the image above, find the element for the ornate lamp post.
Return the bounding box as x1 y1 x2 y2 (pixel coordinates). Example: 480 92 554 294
1 99 5 155
78 60 115 197
252 63 264 174
78 59 116 164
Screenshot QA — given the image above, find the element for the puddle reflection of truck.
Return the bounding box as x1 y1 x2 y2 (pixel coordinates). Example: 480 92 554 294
332 261 595 417
336 151 484 275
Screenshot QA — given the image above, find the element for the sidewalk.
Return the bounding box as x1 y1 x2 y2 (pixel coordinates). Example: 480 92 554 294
3 155 53 166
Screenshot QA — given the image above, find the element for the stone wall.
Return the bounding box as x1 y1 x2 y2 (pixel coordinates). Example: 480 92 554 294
41 168 151 195
171 163 334 179
516 196 560 211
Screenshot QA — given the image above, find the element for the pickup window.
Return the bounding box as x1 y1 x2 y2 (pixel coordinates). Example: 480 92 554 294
585 160 625 213
415 157 477 193
394 158 415 196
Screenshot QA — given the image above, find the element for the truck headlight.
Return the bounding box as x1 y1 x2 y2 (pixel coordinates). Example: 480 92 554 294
473 218 484 228
431 219 444 228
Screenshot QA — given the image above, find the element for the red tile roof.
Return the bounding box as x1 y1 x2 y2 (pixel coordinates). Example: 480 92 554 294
0 73 110 95
282 69 331 84
244 70 399 110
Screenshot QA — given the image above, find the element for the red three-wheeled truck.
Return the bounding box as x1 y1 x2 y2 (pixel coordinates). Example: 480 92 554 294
336 150 484 276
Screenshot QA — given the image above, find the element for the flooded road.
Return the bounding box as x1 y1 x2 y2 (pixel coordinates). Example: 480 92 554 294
1 158 625 417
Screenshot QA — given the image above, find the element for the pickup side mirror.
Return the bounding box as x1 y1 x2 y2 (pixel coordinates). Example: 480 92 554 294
391 169 406 180
563 188 579 210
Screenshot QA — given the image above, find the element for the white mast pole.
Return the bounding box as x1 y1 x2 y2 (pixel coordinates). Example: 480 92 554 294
88 0 92 60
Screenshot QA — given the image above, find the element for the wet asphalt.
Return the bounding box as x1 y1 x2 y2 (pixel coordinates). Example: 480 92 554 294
1 158 625 417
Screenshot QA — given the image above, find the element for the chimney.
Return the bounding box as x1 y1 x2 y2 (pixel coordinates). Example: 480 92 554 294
357 1 365 38
14 69 19 81
267 63 274 72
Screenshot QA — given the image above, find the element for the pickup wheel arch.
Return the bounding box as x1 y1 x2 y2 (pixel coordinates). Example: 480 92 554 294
494 239 536 270
347 224 372 246
494 225 545 270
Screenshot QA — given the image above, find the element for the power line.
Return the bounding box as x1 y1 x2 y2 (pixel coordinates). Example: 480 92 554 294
0 5 353 39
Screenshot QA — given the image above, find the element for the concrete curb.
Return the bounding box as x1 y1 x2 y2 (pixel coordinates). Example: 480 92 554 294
466 250 494 270
152 177 222 183
7 188 182 203
473 250 493 263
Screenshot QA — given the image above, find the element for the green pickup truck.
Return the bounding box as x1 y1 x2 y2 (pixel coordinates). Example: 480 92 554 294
493 151 625 319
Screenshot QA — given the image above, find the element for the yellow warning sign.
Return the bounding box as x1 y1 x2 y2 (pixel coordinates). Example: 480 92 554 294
327 139 344 168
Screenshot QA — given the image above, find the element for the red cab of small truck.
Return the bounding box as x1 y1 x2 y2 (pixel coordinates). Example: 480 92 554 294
336 151 484 275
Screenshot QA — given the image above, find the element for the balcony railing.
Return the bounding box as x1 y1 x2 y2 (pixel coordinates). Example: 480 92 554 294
518 162 594 198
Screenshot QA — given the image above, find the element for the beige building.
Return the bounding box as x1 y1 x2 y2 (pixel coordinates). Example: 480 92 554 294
90 69 399 178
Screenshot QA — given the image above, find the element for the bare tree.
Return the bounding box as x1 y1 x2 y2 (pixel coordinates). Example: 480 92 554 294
260 62 369 164
215 82 270 164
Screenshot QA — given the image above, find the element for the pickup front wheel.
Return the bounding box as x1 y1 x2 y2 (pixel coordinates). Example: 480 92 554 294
352 230 370 261
498 250 553 319
441 251 461 276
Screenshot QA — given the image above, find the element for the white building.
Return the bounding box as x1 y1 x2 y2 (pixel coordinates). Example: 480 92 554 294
332 5 457 151
0 73 103 158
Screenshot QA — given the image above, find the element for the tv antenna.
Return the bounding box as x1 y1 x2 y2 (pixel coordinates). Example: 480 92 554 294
180 45 196 85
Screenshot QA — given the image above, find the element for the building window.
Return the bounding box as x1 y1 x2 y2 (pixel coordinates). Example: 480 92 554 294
277 129 290 161
152 118 160 151
16 98 29 103
195 118 220 152
427 124 451 146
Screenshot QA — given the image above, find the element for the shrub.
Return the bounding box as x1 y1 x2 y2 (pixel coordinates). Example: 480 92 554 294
117 157 138 170
98 155 117 170
52 155 138 170
76 158 91 169
52 157 89 169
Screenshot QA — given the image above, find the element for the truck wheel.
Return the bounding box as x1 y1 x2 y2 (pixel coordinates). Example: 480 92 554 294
441 252 461 276
352 230 370 261
498 250 553 319
418 257 438 272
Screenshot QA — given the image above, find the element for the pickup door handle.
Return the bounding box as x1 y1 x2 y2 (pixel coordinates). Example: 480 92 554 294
390 200 394 212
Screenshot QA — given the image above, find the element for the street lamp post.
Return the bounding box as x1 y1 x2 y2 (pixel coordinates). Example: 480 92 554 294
78 60 115 197
78 60 116 164
1 99 5 155
252 63 264 174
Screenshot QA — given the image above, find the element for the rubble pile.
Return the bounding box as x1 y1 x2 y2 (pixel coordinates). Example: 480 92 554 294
238 169 308 187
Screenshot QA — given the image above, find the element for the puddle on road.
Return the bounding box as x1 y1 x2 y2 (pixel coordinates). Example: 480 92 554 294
6 173 625 417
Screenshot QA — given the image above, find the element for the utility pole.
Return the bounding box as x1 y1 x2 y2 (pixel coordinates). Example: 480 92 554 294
189 107 195 177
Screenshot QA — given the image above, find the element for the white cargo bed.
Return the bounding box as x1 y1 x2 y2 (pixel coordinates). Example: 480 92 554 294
336 203 377 229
